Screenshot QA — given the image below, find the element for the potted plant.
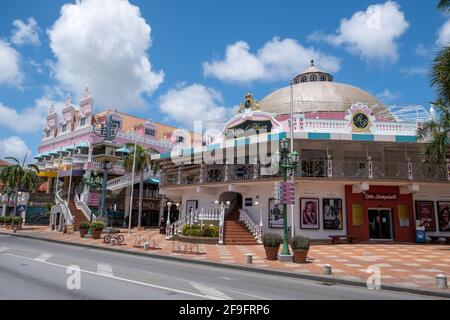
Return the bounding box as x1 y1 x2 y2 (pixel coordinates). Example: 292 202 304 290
12 217 23 230
262 233 282 260
291 236 310 263
90 221 104 239
79 222 90 238
4 216 12 229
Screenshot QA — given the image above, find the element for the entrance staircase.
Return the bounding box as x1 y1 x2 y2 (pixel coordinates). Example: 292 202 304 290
224 210 259 245
68 198 89 231
107 168 159 192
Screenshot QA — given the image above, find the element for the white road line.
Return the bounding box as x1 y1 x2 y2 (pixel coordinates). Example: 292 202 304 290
225 289 272 300
189 282 232 300
97 263 114 277
35 253 52 262
0 247 9 253
4 253 215 300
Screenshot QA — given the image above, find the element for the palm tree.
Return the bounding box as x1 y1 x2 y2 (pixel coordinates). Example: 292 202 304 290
417 101 450 163
438 0 450 12
0 155 40 216
124 144 150 228
431 46 450 104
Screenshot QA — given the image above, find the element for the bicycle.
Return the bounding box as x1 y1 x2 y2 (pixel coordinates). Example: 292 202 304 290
103 232 125 245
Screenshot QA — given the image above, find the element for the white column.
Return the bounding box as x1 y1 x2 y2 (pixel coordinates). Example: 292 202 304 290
1 194 7 217
367 156 373 179
407 158 414 180
327 155 333 178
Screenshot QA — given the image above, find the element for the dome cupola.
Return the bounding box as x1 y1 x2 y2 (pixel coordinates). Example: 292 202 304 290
293 60 333 84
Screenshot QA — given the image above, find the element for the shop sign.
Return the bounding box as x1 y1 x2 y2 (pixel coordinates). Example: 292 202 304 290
352 204 365 226
364 193 397 201
226 120 273 139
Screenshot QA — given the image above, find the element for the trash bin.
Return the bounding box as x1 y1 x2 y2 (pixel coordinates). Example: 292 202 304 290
415 227 426 243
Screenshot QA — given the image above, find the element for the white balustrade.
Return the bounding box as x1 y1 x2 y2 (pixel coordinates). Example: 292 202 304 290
239 209 261 243
107 168 159 191
75 193 95 221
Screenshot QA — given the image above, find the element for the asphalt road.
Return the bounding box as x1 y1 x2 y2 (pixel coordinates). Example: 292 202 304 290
0 234 440 300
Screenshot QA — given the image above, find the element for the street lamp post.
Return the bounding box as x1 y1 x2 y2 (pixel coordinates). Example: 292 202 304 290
277 138 300 260
166 201 172 239
214 200 230 245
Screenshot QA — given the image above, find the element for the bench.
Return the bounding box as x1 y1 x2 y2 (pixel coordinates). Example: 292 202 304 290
429 236 450 244
329 235 358 245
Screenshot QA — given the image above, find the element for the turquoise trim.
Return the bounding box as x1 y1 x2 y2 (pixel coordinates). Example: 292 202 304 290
182 148 194 155
76 142 89 148
145 178 160 184
116 147 129 153
268 132 286 141
352 134 374 141
308 133 331 140
395 135 416 143
206 143 220 151
160 152 171 159
236 138 249 147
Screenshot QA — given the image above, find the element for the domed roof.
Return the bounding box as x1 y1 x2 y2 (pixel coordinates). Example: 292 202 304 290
259 61 387 115
259 81 384 114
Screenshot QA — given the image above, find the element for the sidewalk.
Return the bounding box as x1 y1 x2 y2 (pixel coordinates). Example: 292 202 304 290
1 226 449 296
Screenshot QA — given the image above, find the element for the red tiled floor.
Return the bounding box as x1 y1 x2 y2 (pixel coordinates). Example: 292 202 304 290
2 226 450 292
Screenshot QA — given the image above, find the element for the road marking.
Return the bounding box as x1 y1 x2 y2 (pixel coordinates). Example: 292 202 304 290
0 247 9 253
218 276 232 280
97 263 114 277
225 289 272 300
35 253 52 262
4 253 216 300
189 282 232 300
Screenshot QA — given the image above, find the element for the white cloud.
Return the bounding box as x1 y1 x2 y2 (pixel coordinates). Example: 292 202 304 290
47 0 164 109
0 87 65 133
11 17 41 46
377 89 400 102
415 44 432 58
159 84 231 129
0 136 32 161
203 37 340 84
400 66 428 77
437 19 450 47
310 1 409 63
0 40 22 86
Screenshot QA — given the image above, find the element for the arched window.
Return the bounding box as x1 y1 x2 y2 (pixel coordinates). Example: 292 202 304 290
300 76 307 83
310 74 318 82
320 74 327 82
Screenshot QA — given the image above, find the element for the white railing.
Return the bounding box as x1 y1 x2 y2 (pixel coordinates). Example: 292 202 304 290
199 208 221 221
107 168 159 191
239 209 262 244
55 189 73 229
166 213 190 239
75 193 95 221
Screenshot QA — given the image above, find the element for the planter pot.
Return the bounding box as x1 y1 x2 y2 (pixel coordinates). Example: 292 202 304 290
79 228 89 238
293 249 309 263
92 229 103 240
6 224 12 230
264 246 280 260
177 234 219 245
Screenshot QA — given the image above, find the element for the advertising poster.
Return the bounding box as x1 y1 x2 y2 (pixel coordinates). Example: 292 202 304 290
300 198 320 229
415 201 436 231
268 198 283 228
437 202 450 232
323 198 343 230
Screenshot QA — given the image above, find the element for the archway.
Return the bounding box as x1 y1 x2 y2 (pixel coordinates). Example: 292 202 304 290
219 192 243 215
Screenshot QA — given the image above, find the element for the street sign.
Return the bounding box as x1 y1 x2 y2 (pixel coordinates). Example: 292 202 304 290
274 182 296 205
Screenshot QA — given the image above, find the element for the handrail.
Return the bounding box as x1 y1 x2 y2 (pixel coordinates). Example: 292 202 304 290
239 209 261 243
55 189 73 228
75 193 95 221
107 167 159 191
166 210 192 239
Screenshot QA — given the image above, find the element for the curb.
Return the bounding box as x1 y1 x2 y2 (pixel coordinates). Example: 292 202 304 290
1 231 449 299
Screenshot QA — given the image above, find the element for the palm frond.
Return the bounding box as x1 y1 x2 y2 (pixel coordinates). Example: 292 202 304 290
438 0 450 13
430 47 450 103
4 157 20 165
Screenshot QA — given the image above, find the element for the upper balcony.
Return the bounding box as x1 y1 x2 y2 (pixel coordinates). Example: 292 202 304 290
160 159 450 187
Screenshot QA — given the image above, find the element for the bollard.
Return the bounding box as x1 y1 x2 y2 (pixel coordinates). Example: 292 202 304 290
436 274 448 289
245 253 253 264
324 264 332 275
143 242 149 251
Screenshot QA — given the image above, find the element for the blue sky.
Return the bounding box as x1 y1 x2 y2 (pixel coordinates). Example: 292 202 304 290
0 0 448 160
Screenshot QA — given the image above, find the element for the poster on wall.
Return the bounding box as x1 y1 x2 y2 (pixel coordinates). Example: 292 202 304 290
323 198 343 230
398 204 411 228
300 198 320 229
437 202 450 232
268 198 283 228
185 200 198 216
415 201 436 231
352 204 364 226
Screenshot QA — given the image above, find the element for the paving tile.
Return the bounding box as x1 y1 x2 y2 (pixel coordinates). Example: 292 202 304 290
410 275 433 280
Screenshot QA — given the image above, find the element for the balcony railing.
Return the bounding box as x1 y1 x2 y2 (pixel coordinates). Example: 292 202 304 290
161 160 450 186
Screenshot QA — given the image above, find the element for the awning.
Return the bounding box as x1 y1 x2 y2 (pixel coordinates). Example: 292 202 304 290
76 142 89 148
34 154 44 160
116 147 130 154
146 178 160 185
38 171 58 178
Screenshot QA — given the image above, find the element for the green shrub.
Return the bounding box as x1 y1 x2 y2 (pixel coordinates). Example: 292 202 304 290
79 222 91 229
12 217 22 225
181 225 219 238
262 233 282 247
4 216 12 224
90 221 104 231
0 216 5 224
291 236 310 250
